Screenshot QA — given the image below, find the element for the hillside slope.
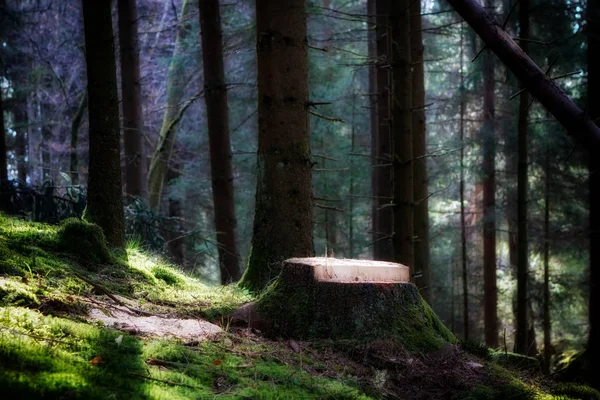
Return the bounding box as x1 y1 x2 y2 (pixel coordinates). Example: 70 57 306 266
0 214 597 399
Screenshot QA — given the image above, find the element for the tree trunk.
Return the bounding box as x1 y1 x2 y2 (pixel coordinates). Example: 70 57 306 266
587 0 600 376
198 0 241 284
166 162 185 265
368 0 378 255
40 101 52 182
514 0 530 355
239 0 313 292
147 0 194 210
374 0 393 261
14 95 28 182
411 0 430 303
70 92 87 185
446 0 600 150
118 0 147 201
543 147 551 373
390 0 413 270
459 21 470 342
81 0 126 249
0 89 7 184
482 0 498 348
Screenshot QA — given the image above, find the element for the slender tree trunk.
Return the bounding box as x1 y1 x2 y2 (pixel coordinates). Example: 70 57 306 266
118 0 147 201
70 92 87 185
349 88 357 259
239 0 313 292
515 0 530 355
147 0 194 210
166 162 185 265
40 101 52 181
482 0 498 348
199 0 241 284
374 0 393 261
81 0 126 249
587 0 600 376
368 0 378 255
0 89 7 184
411 0 430 302
446 0 600 149
459 21 470 342
542 147 551 374
14 96 28 182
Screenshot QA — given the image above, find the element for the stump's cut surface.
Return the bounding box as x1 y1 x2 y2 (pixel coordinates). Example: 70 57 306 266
256 258 456 351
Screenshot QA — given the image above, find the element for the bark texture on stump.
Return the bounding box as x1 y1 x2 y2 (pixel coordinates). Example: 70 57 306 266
239 0 313 292
81 0 126 249
251 258 455 351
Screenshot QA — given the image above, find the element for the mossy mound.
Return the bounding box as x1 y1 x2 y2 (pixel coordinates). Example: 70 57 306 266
57 218 113 265
490 350 540 371
255 259 456 352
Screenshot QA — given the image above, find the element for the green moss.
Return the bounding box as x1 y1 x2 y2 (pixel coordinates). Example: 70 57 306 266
0 307 373 399
57 218 114 266
549 383 600 399
490 350 540 371
0 279 39 306
151 265 184 287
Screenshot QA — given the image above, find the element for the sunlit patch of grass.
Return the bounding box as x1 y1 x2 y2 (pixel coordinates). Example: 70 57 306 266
0 307 373 399
0 213 251 320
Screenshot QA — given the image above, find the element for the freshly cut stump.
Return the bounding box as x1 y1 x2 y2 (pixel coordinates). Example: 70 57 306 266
254 258 455 351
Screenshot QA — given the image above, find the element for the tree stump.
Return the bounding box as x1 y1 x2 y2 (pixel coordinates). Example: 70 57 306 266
247 258 456 351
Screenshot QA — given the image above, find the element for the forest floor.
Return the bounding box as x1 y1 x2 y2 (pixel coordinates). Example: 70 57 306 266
0 213 598 399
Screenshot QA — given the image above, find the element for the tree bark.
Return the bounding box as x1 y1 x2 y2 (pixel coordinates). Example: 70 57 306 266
514 0 530 355
446 0 600 150
587 0 600 376
118 0 147 201
368 0 378 255
374 0 393 261
81 0 126 249
411 0 430 303
390 0 413 269
14 95 28 182
147 0 194 210
0 88 7 184
198 0 241 284
459 21 469 342
542 147 551 374
481 0 498 349
239 0 313 292
70 92 87 185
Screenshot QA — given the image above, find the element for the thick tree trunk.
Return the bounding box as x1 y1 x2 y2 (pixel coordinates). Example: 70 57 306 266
81 0 126 249
239 0 313 292
70 92 87 185
0 89 7 184
587 0 600 377
514 0 530 355
374 0 393 261
368 0 378 254
411 0 430 303
446 0 600 150
459 22 469 341
118 0 147 201
147 0 194 210
390 0 413 269
198 0 241 284
482 0 498 348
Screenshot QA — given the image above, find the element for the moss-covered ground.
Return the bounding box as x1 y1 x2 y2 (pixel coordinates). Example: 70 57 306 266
0 213 598 399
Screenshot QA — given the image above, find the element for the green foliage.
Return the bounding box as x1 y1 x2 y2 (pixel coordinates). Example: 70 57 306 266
490 350 541 371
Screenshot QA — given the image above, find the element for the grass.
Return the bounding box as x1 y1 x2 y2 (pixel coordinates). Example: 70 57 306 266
1 213 598 399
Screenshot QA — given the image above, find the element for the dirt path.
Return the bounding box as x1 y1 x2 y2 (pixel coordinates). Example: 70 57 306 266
85 297 222 341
